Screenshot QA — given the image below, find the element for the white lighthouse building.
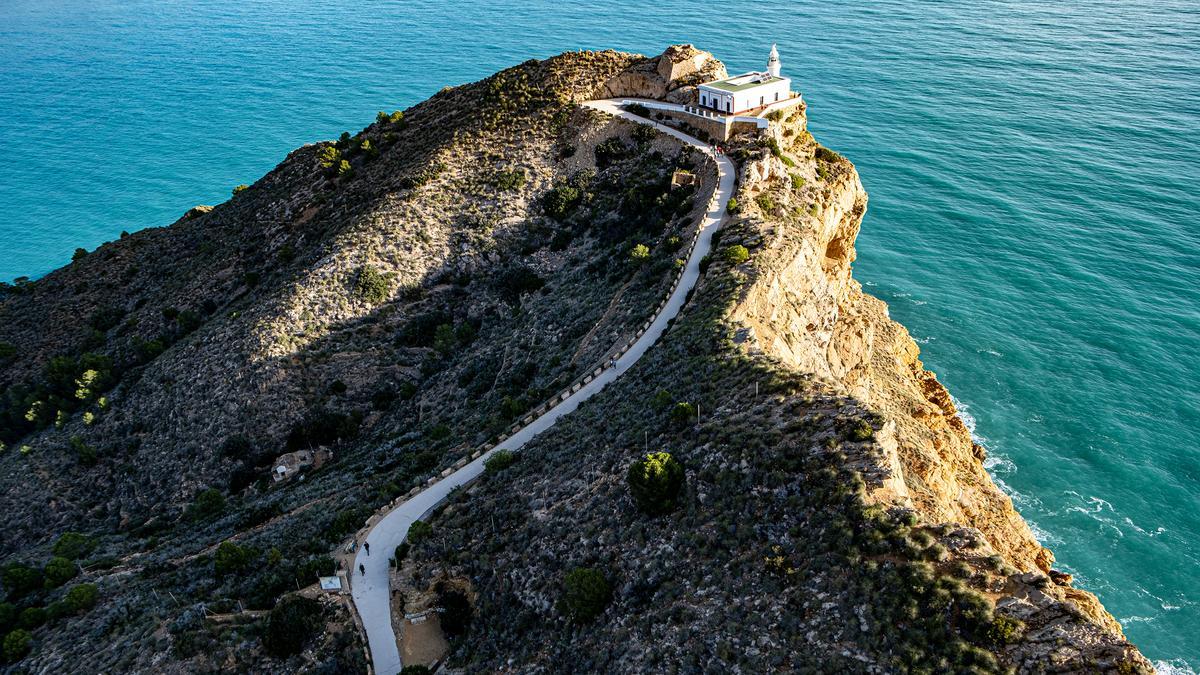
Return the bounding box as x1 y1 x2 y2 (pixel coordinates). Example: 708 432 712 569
697 44 792 115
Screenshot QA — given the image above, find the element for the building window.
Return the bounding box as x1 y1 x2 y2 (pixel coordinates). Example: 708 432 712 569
700 95 706 107
774 92 780 101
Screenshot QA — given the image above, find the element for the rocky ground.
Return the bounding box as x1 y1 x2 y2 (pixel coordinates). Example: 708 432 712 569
0 45 1150 673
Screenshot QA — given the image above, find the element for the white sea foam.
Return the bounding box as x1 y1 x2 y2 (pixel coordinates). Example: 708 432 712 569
1154 659 1198 675
1121 615 1156 624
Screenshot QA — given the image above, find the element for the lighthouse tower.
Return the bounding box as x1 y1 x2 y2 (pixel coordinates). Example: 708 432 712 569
767 44 781 78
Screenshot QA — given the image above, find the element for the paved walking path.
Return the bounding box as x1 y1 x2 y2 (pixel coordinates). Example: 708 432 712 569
350 98 737 675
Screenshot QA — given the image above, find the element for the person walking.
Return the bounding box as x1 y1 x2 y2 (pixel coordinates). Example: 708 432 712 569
359 563 366 576
364 542 370 555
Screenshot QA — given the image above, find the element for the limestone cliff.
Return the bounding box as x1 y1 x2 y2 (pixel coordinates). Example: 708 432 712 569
726 101 1149 671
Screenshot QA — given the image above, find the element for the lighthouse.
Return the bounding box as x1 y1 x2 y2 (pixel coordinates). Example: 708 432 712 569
697 45 792 114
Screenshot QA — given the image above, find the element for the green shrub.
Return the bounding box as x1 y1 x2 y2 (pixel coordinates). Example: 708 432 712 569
629 243 650 263
44 601 72 622
627 451 685 515
52 532 97 561
484 450 517 474
64 583 98 612
317 146 341 169
232 184 249 195
495 266 544 304
2 628 31 662
263 594 324 657
987 614 1023 645
559 567 611 623
790 174 806 191
188 488 226 521
623 102 651 118
72 248 88 261
846 420 875 441
0 342 15 364
726 197 739 214
213 541 254 577
286 408 362 450
723 245 749 264
17 607 44 630
336 159 353 177
815 145 844 163
594 137 629 168
326 507 369 542
407 520 433 545
669 402 696 425
377 110 404 125
754 193 777 214
354 265 393 304
632 123 656 146
393 542 410 564
432 323 458 356
542 184 581 219
42 557 76 589
1 564 41 599
493 169 526 191
0 604 14 633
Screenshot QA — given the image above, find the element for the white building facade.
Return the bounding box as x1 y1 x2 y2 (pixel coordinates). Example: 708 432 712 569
697 44 792 115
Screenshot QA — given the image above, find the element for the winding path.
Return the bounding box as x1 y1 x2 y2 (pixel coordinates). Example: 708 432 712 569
350 98 736 675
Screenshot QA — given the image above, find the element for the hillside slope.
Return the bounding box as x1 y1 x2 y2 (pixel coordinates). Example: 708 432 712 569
0 47 722 672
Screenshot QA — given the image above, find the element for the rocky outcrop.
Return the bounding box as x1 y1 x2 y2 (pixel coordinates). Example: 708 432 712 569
595 43 725 104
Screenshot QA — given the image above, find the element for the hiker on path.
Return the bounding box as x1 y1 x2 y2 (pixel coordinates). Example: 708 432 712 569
364 542 370 555
359 563 366 576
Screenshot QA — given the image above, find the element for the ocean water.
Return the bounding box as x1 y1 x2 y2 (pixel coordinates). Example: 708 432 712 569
1 0 1197 668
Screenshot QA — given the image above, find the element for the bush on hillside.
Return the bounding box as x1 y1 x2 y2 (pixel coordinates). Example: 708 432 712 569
263 594 324 657
64 583 98 612
2 628 31 662
1 564 41 600
542 184 581 219
42 557 76 589
213 541 254 577
52 532 96 561
594 137 629 168
493 169 526 191
559 567 611 623
483 450 516 474
629 244 650 263
723 245 749 264
286 408 362 451
623 102 651 118
187 488 226 521
354 265 393 304
407 520 433 545
626 451 685 515
669 402 696 425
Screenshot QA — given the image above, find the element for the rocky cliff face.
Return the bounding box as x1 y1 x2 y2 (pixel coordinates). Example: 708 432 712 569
725 102 1148 671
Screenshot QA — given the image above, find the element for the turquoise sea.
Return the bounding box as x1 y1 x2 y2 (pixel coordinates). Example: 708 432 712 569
1 0 1197 669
